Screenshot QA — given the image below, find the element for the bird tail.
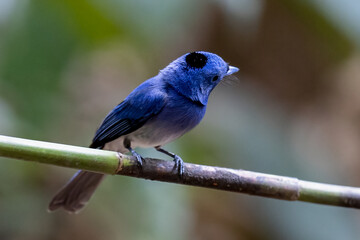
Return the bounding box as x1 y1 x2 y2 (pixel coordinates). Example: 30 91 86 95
48 170 105 213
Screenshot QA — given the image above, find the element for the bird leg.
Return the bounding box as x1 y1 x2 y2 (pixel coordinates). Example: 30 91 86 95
124 139 143 168
155 146 184 177
127 147 143 168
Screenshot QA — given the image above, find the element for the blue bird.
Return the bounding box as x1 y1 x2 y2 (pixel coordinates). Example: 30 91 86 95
48 51 239 213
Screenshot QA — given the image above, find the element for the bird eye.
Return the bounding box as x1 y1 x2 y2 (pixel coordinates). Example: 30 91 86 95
212 76 219 82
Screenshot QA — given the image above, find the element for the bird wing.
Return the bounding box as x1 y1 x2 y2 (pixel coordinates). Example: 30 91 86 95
90 85 166 149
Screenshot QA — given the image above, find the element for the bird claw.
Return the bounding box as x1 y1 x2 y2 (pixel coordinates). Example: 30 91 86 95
134 154 143 169
129 149 143 169
173 155 184 178
154 147 184 178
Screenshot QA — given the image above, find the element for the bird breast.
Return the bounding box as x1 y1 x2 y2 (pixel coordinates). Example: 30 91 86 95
103 91 207 153
129 98 206 148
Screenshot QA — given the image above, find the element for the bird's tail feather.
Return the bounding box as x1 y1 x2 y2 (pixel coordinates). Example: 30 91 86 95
48 170 105 213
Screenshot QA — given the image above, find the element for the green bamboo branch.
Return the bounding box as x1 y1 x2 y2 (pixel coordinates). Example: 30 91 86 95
0 135 359 209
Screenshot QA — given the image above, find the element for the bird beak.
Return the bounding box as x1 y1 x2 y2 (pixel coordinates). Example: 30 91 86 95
226 66 239 76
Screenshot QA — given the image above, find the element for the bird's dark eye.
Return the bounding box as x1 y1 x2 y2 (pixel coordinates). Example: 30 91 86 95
185 52 207 69
212 76 219 82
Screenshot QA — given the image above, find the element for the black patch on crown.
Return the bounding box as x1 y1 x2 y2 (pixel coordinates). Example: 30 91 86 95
185 52 207 69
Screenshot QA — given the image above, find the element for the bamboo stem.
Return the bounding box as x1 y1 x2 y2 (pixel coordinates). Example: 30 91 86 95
1 135 360 209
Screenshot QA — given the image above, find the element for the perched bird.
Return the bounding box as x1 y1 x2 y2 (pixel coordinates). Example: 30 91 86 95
48 51 239 213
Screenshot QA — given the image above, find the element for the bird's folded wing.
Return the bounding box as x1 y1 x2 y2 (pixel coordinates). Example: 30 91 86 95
90 87 166 149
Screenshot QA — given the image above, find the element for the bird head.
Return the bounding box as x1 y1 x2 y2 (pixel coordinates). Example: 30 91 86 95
160 51 239 105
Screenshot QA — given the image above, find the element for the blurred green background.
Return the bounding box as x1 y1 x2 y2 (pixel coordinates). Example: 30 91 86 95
1 0 360 239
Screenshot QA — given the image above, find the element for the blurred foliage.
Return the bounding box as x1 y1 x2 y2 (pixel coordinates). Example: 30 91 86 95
1 0 360 239
280 0 352 61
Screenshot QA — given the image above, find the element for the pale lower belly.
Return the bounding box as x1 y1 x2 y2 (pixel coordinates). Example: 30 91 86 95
103 125 184 153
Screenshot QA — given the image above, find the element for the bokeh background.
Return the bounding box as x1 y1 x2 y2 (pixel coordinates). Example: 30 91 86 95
1 0 360 239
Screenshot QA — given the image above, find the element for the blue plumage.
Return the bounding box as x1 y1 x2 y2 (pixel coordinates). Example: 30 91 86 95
49 51 238 213
90 79 166 149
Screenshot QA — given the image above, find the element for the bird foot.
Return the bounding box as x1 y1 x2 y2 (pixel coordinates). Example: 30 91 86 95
154 146 184 178
129 148 143 169
173 155 184 178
